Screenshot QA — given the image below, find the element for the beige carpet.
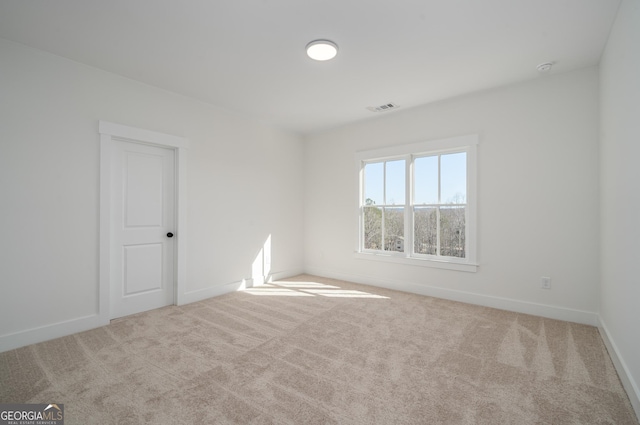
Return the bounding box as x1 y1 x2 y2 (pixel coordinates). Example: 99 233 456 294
1 274 638 424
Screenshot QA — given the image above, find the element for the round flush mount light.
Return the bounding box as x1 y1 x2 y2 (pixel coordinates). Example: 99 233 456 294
306 39 338 61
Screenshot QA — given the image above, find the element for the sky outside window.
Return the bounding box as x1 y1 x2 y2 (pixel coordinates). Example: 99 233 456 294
414 156 438 204
385 160 405 204
364 160 405 205
364 162 383 204
441 152 466 203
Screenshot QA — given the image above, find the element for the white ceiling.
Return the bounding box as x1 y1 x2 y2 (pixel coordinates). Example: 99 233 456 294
0 0 620 135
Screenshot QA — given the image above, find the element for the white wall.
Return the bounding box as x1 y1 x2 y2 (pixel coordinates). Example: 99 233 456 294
0 13 637 414
304 67 600 324
0 38 304 350
599 0 640 415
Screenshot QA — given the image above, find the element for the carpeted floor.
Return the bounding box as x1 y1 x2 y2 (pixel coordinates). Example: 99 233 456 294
1 274 638 424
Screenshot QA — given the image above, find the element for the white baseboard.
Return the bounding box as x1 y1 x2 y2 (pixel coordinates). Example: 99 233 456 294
598 318 640 420
270 268 305 282
303 267 599 326
0 314 108 353
178 268 305 305
178 278 251 305
0 279 254 353
1 270 305 353
303 268 638 419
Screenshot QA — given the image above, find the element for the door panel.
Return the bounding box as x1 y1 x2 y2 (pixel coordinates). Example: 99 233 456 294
111 141 175 319
124 152 164 227
123 244 163 295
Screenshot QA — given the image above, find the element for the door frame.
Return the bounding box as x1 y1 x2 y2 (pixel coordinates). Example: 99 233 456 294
98 121 188 322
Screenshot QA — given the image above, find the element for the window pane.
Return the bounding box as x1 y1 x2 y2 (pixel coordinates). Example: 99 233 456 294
385 160 405 205
363 206 382 250
414 207 437 255
440 206 465 258
384 207 404 252
364 162 383 205
441 152 466 204
414 156 438 204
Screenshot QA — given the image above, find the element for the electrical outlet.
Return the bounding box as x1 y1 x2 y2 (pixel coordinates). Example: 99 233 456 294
541 277 551 289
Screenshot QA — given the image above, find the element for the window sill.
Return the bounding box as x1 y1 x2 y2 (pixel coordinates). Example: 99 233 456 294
354 251 478 273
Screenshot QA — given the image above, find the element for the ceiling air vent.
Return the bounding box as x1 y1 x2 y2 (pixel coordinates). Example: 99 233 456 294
366 102 399 112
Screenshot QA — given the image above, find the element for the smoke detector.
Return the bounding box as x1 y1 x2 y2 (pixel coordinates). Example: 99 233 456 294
366 103 399 112
537 62 553 73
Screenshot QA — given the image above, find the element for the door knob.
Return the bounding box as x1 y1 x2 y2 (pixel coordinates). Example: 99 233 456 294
166 232 174 238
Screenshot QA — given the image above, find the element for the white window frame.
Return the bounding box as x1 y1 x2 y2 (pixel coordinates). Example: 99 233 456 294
355 135 478 272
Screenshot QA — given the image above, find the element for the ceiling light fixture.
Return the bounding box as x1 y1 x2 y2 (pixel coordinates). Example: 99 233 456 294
306 39 338 61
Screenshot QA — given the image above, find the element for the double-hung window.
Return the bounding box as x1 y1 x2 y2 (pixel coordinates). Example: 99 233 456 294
356 135 478 272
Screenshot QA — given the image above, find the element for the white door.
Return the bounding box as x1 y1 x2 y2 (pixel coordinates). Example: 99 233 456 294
110 140 175 319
